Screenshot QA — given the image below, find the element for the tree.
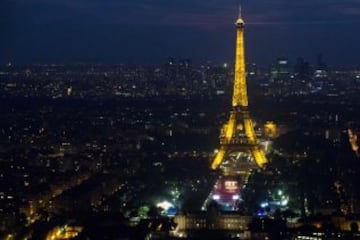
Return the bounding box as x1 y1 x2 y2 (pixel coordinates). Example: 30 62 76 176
351 222 359 233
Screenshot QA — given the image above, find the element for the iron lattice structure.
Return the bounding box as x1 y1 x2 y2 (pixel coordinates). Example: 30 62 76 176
211 11 267 180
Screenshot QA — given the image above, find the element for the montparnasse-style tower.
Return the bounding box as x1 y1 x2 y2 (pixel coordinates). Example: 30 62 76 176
211 7 267 179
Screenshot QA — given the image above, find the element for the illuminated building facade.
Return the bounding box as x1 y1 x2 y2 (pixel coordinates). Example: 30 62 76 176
173 208 251 238
211 176 241 210
210 9 267 208
45 225 83 240
348 129 359 158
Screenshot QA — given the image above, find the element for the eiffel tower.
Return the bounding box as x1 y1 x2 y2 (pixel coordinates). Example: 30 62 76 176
211 8 267 182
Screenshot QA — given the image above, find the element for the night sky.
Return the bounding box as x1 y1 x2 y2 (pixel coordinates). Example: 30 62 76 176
1 0 360 65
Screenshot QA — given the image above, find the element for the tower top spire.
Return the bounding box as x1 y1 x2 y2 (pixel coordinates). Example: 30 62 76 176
236 5 245 26
238 5 242 19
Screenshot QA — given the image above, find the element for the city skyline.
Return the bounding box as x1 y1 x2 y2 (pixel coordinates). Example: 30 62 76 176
2 3 360 236
1 0 360 65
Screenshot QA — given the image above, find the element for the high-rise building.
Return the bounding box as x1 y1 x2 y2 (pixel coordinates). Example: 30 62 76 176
314 54 328 79
270 58 291 81
294 57 312 80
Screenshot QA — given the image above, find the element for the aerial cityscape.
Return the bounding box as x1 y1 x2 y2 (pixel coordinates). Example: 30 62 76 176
1 1 360 240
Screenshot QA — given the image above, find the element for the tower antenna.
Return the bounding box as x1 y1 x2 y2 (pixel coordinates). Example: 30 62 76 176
238 4 242 19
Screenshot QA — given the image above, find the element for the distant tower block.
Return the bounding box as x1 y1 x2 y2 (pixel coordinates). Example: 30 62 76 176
67 86 73 96
211 8 267 180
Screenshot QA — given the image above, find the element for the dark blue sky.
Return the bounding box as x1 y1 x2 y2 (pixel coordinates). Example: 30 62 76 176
1 0 360 65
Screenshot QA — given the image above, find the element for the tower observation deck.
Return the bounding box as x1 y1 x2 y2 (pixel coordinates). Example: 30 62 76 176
211 8 267 181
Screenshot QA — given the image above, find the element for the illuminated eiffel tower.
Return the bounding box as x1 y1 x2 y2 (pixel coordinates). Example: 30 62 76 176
211 8 267 182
